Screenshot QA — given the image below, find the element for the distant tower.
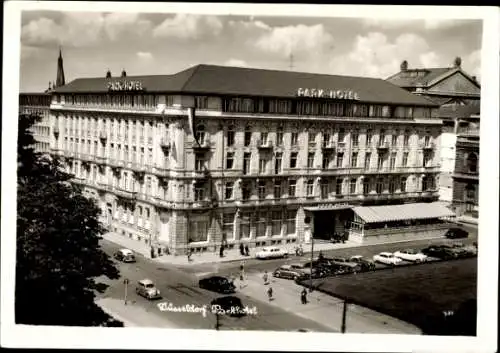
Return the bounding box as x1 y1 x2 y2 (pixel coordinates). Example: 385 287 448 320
55 48 65 87
121 69 127 78
454 56 462 68
400 60 408 71
106 69 112 78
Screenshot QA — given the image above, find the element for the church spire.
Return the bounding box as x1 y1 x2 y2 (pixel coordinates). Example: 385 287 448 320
56 47 65 87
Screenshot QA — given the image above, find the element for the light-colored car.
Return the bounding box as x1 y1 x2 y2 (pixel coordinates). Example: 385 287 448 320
393 249 428 262
373 252 403 266
273 265 304 280
113 248 136 263
135 279 161 300
255 246 288 260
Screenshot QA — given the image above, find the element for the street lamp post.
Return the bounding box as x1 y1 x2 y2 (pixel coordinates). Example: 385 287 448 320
309 233 314 292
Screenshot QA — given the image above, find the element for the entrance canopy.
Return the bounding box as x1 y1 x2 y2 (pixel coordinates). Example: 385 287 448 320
352 202 455 224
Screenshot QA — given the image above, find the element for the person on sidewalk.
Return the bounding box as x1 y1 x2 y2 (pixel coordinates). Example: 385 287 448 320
219 245 224 258
267 286 273 301
239 243 245 256
244 244 250 256
301 288 308 304
263 270 269 285
187 249 192 262
239 271 245 289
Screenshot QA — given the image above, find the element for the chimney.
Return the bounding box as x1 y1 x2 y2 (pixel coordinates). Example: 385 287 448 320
121 69 127 78
400 60 408 72
454 56 462 68
472 75 477 82
106 69 112 78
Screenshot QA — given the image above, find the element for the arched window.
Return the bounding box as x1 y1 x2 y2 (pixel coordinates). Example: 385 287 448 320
466 153 478 173
196 124 205 145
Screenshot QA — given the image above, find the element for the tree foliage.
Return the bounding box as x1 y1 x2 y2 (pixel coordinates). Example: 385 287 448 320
16 113 123 326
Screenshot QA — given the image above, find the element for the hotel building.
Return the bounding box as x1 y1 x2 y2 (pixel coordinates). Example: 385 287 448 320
40 60 455 255
386 57 480 204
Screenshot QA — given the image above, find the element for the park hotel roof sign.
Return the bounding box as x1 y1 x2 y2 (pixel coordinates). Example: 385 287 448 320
297 88 360 100
107 80 144 91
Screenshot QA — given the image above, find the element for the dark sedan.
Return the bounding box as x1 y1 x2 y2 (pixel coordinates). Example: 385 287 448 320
421 245 459 260
445 227 469 239
199 276 236 294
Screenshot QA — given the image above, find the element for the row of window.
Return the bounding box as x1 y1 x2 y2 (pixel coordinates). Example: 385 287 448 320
192 175 437 202
31 125 50 137
57 94 158 108
218 150 434 173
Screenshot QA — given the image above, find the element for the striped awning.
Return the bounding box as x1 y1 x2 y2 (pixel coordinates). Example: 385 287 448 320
352 202 456 224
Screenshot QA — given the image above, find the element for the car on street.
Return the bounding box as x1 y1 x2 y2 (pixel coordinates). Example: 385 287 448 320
255 246 288 260
348 255 376 271
445 227 469 239
113 248 136 263
421 245 459 260
273 265 304 280
210 296 246 317
330 257 362 273
373 252 403 266
135 279 161 300
441 243 472 258
393 249 428 263
199 276 236 294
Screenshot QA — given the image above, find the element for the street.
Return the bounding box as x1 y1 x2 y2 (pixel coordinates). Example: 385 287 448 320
97 240 335 332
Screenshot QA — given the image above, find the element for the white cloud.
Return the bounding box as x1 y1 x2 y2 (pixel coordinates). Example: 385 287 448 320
137 51 153 60
328 32 438 78
465 49 481 78
153 14 223 39
21 17 64 46
103 13 152 40
223 59 248 67
254 24 334 57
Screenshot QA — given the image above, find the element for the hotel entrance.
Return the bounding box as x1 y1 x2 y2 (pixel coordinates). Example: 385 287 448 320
304 205 354 241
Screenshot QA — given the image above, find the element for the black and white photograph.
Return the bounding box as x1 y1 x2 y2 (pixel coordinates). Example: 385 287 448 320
2 2 499 352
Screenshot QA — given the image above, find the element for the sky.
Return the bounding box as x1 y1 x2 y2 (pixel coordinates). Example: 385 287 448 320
19 10 483 92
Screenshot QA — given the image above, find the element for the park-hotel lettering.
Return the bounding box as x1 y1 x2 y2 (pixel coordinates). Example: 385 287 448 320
297 87 360 100
107 80 144 91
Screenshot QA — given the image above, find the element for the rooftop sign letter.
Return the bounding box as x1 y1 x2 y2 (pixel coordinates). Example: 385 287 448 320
108 81 144 91
297 88 360 100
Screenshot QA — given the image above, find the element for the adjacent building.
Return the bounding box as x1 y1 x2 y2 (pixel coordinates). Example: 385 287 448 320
386 57 480 205
45 61 454 255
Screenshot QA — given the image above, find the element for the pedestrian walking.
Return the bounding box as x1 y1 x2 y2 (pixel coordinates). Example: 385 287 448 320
240 261 245 273
301 288 308 304
244 244 250 256
187 248 192 262
239 243 245 256
267 286 273 301
219 245 224 258
263 270 269 285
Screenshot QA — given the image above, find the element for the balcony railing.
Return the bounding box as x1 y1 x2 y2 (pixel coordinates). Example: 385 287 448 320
322 143 336 151
377 141 390 150
192 140 210 151
257 139 273 149
113 186 137 200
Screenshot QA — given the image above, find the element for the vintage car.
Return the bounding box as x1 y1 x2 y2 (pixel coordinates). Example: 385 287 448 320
199 276 236 294
113 248 136 263
273 265 305 280
373 252 403 266
348 255 377 271
393 249 428 262
255 246 288 260
445 227 469 239
135 279 161 300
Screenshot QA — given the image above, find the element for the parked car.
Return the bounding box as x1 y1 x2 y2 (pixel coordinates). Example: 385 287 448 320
373 252 403 266
210 296 246 317
330 257 362 273
135 279 161 300
113 248 136 263
442 243 472 258
273 265 305 280
199 276 236 294
421 245 459 260
445 227 469 239
393 249 428 262
348 255 376 271
460 244 478 257
255 246 288 259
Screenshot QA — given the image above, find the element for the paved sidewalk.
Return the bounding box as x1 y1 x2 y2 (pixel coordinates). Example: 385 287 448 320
96 297 179 328
456 215 478 226
101 231 445 267
236 273 421 334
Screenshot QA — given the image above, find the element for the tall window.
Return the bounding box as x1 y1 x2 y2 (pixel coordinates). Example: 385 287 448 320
274 152 282 174
400 177 407 192
365 152 371 169
351 152 358 167
276 127 284 146
242 182 251 200
189 221 208 242
240 212 251 239
288 180 296 197
335 179 342 195
259 158 267 174
403 131 410 146
466 153 478 173
196 124 206 145
271 211 282 236
227 126 235 147
258 181 266 199
388 178 395 193
352 130 359 147
226 152 234 169
307 152 315 168
273 181 282 198
323 133 331 147
377 155 384 169
195 153 205 171
194 183 205 201
424 135 431 147
376 178 384 193
379 129 386 146
309 131 316 147
225 182 233 200
291 132 298 146
243 152 251 175
366 129 372 145
244 127 252 146
260 132 268 145
290 152 298 168
306 179 314 196
256 211 267 237
223 214 235 241
336 153 344 168
338 128 345 143
424 152 432 167
402 152 409 167
322 153 331 169
350 178 357 194
320 179 329 199
363 178 370 194
392 134 397 146
146 176 152 195
390 152 397 170
286 210 296 235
